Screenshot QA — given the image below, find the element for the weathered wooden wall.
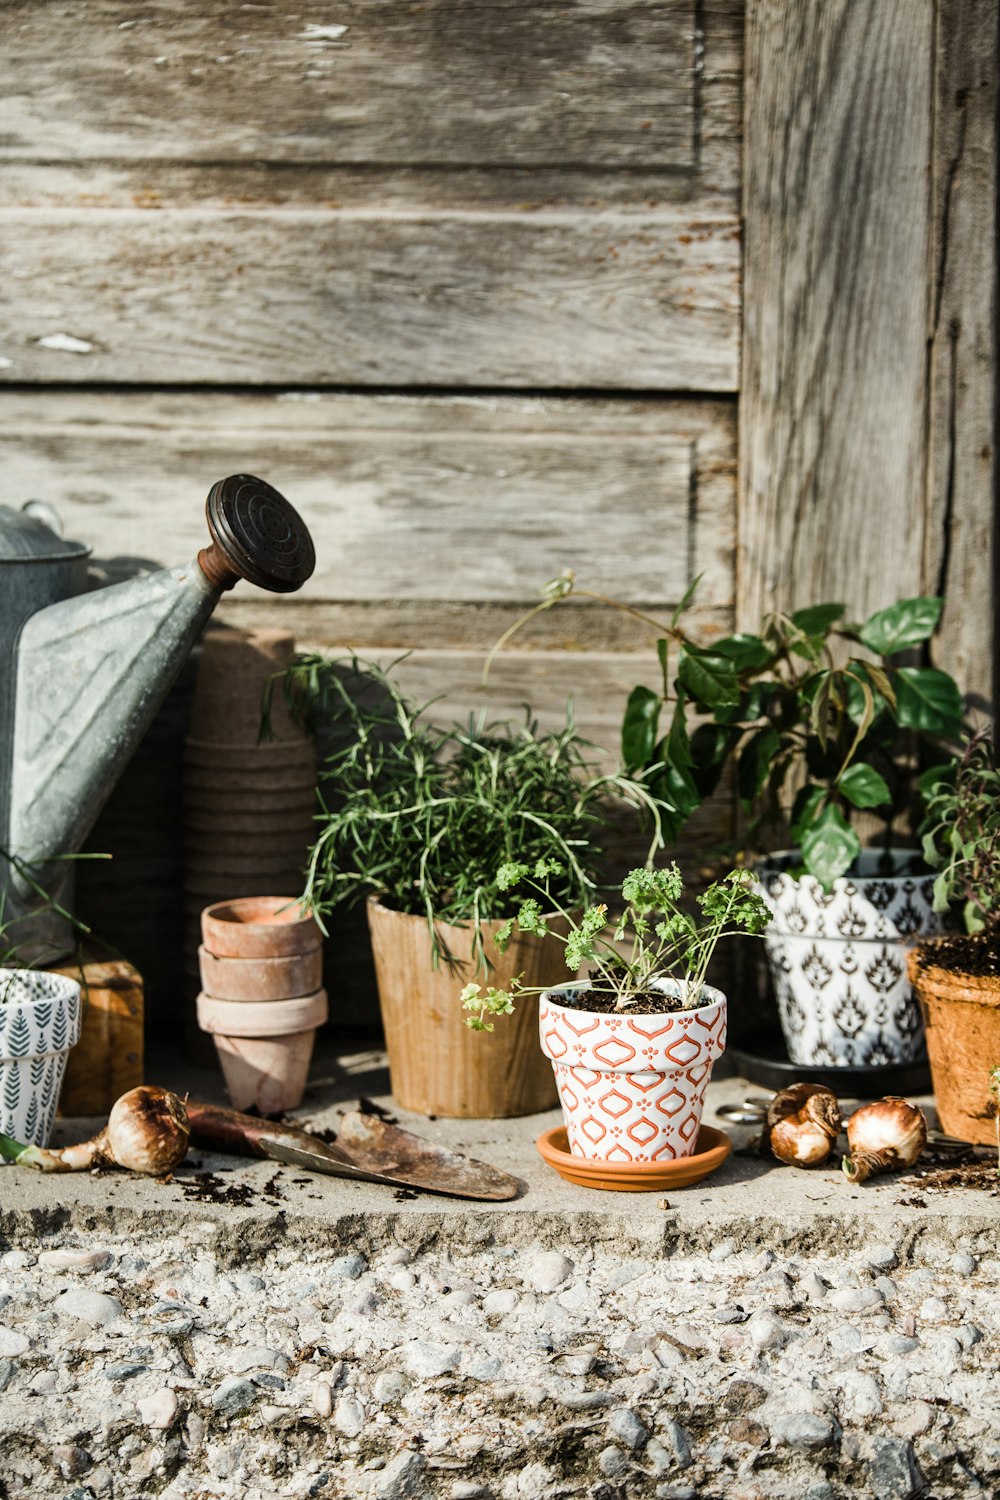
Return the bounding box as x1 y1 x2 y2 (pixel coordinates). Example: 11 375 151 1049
0 1 744 1031
740 0 998 705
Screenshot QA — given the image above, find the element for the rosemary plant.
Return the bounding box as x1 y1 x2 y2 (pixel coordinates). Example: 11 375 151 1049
460 861 771 1028
278 657 663 973
920 729 1000 933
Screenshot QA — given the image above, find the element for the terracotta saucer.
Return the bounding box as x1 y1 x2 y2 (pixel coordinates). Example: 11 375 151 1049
536 1124 732 1192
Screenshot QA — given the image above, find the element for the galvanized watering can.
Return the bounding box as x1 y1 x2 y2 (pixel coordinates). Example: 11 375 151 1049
0 475 315 961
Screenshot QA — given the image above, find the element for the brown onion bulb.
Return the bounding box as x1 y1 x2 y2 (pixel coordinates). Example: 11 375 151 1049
102 1086 190 1174
842 1097 927 1183
766 1083 842 1168
0 1085 189 1174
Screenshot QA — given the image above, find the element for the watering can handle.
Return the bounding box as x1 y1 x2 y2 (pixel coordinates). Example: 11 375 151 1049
197 474 316 594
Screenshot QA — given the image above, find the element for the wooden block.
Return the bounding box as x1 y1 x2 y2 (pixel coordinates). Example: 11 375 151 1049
51 949 144 1117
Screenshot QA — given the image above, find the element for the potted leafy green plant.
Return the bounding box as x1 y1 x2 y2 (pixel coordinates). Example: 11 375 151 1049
284 658 659 1119
464 861 771 1162
488 581 963 1068
908 730 1000 1144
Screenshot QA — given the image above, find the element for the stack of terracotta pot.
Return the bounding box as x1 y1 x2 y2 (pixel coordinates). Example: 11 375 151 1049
182 626 317 1053
196 896 327 1113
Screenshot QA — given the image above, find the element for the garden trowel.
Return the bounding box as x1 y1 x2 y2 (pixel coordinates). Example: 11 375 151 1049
186 1100 519 1201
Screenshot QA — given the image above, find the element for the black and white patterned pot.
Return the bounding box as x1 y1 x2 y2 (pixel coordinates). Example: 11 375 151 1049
0 969 82 1153
753 852 941 1067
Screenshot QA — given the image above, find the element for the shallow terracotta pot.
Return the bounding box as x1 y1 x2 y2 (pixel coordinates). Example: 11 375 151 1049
539 978 727 1162
198 945 323 1001
196 989 328 1114
201 896 321 959
185 738 316 772
367 896 565 1118
908 943 1000 1145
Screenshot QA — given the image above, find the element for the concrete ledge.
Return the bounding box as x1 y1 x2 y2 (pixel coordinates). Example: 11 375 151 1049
2 1052 995 1260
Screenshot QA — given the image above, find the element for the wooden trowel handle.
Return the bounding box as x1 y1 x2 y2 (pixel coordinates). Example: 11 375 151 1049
186 1100 324 1159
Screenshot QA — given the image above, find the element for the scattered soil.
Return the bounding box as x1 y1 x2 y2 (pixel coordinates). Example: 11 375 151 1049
359 1096 398 1124
177 1172 257 1207
912 933 1000 980
393 1188 418 1201
553 987 692 1017
903 1159 1000 1194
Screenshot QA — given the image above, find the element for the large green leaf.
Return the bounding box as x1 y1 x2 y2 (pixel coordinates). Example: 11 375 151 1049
677 647 741 709
711 633 774 671
666 696 693 769
737 726 780 805
621 686 661 770
859 596 942 656
652 761 702 822
838 762 891 809
689 723 741 798
791 602 846 636
790 784 827 843
801 807 861 889
894 668 963 733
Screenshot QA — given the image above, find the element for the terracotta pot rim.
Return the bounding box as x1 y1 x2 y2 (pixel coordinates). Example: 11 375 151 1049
196 987 328 1036
907 941 1000 1003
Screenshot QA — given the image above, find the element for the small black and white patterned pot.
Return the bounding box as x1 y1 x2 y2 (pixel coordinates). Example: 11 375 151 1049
753 851 941 1067
0 969 82 1153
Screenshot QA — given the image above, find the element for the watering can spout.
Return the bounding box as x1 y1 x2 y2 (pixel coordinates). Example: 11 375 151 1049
2 476 314 959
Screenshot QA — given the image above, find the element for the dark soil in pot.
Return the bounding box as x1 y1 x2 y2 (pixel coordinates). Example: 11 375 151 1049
554 987 695 1016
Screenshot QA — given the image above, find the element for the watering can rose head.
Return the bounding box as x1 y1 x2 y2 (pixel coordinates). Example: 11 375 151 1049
460 861 771 1029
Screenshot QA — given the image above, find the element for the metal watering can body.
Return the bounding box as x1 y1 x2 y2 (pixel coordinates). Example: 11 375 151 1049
0 476 315 962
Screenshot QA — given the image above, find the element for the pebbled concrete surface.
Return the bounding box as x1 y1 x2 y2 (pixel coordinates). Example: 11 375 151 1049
1 1051 996 1498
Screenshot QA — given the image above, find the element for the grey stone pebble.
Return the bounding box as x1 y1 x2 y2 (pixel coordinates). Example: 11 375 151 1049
560 1352 595 1376
327 1254 366 1282
831 1286 883 1313
103 1363 146 1381
799 1271 828 1301
527 1251 573 1292
867 1435 920 1497
483 1289 518 1316
559 1390 613 1411
715 1304 749 1324
747 1310 789 1349
874 1276 898 1299
1 1251 34 1270
598 1445 628 1477
866 1245 899 1271
54 1289 121 1326
334 1392 365 1437
950 1253 977 1277
251 1372 285 1389
658 1419 692 1469
0 1357 15 1390
210 1376 257 1417
38 1248 111 1272
371 1449 426 1499
770 1413 834 1449
0 1326 29 1357
466 1355 503 1381
920 1296 949 1321
372 1370 411 1405
609 1407 648 1449
958 1323 983 1347
709 1239 736 1261
136 1388 179 1429
401 1340 461 1379
882 1335 919 1355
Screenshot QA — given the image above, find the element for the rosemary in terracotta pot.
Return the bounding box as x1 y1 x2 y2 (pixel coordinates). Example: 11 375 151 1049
911 730 1000 1145
465 862 771 1161
284 658 661 1119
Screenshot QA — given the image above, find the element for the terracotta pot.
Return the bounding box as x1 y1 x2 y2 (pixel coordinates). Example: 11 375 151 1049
202 896 321 958
185 805 317 835
539 978 727 1162
185 738 316 772
366 895 564 1118
196 989 328 1113
754 850 939 1067
907 942 1000 1145
187 627 305 745
188 849 310 879
198 944 323 1001
184 788 317 816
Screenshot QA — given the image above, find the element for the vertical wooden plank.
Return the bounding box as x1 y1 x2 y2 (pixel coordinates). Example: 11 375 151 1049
924 0 999 704
739 1 934 627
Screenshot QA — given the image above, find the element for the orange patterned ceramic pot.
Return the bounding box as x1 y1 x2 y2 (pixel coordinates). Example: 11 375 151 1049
538 978 727 1163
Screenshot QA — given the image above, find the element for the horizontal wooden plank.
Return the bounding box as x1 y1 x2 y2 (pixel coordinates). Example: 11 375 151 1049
0 0 740 179
0 207 740 389
0 391 736 608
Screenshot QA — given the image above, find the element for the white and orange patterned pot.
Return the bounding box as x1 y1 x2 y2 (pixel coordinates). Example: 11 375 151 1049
538 979 727 1163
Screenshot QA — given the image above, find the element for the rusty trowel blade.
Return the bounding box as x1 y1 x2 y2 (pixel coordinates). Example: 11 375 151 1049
262 1111 519 1201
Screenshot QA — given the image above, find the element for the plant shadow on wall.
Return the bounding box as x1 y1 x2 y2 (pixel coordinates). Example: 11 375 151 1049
488 578 967 1071
263 656 668 1118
